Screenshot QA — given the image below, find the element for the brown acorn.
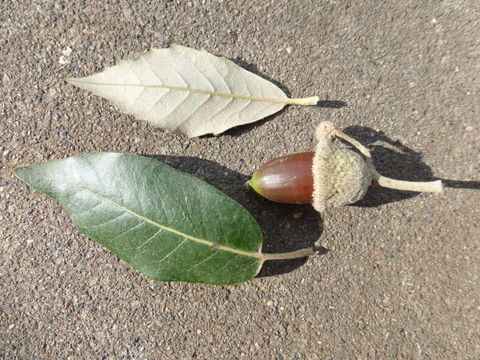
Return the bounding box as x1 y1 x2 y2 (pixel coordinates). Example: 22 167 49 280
247 152 315 204
247 122 444 211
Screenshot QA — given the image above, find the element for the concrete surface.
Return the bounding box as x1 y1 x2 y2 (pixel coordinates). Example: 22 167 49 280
1 0 479 359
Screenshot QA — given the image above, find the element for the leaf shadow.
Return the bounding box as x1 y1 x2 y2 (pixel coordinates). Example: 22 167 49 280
218 58 347 137
231 58 293 98
231 59 347 108
316 100 348 109
342 126 465 207
147 154 326 279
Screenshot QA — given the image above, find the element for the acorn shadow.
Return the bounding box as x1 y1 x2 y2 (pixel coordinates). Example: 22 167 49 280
147 154 326 279
341 126 478 207
441 179 480 190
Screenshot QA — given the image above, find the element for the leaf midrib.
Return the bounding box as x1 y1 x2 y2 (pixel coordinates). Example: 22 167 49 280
66 78 298 105
79 187 263 260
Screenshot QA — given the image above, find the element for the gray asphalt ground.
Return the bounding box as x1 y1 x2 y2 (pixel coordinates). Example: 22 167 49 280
1 1 479 359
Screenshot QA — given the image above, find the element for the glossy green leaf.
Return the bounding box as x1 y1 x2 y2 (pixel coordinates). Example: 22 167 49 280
14 153 265 285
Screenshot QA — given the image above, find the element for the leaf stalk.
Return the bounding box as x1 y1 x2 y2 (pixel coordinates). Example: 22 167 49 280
285 96 320 106
260 247 318 261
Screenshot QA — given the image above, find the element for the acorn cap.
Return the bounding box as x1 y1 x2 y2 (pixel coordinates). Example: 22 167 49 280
312 122 373 212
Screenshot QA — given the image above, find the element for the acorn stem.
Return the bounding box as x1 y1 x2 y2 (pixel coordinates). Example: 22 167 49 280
372 172 444 193
332 128 373 159
261 247 318 261
329 126 444 194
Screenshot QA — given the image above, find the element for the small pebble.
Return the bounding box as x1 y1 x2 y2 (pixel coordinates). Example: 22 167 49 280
293 211 303 219
59 56 71 65
59 130 68 137
286 46 293 54
62 46 73 56
162 38 173 47
42 114 51 128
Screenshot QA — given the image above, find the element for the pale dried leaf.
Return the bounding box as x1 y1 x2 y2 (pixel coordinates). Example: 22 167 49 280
67 45 318 137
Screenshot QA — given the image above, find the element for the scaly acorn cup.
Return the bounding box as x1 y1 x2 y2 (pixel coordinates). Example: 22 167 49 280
247 122 444 211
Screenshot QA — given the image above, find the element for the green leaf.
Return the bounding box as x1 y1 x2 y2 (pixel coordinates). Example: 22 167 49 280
14 153 265 285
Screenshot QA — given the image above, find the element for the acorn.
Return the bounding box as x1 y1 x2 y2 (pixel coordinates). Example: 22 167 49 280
246 122 444 211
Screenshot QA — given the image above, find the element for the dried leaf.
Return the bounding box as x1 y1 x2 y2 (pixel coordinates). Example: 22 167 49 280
67 45 318 137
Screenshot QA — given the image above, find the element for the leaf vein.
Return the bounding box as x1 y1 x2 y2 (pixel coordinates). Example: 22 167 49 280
68 79 293 104
109 221 146 242
78 187 262 259
205 96 234 124
209 58 231 94
135 228 163 250
190 54 215 92
88 212 128 229
151 238 188 266
74 199 105 216
173 94 211 132
185 250 219 272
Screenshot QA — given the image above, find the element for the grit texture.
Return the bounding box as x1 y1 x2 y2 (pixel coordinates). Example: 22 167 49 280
1 1 479 359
